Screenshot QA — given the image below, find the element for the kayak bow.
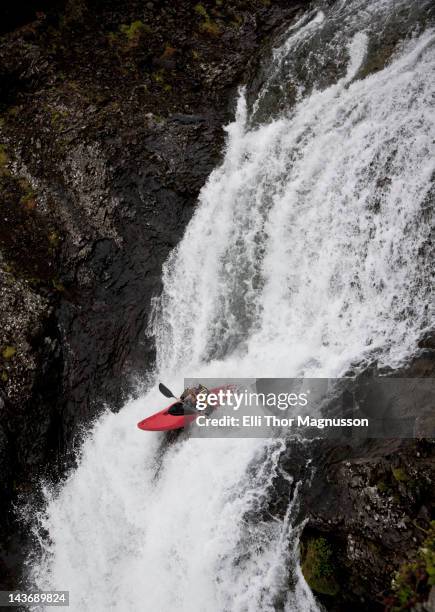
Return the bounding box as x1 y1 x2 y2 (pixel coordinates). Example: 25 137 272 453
137 385 230 432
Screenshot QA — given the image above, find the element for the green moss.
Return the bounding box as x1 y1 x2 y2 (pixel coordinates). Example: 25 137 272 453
50 110 68 127
301 537 340 596
52 278 65 292
421 525 435 586
48 231 61 246
388 521 435 609
194 3 221 35
120 20 149 42
392 467 409 482
152 71 164 84
194 3 208 18
7 106 20 118
230 13 243 28
2 346 16 360
200 19 221 35
0 371 8 382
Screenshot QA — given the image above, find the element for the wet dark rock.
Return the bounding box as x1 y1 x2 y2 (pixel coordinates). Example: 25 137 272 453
264 435 435 611
267 347 435 611
419 332 435 350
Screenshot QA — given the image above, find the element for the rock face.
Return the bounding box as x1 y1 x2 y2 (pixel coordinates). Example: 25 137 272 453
0 0 308 589
290 437 434 611
267 347 435 611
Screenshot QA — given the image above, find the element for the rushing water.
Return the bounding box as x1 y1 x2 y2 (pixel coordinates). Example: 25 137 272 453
29 1 434 610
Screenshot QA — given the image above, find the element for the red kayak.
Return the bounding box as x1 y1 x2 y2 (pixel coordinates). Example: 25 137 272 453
137 386 229 432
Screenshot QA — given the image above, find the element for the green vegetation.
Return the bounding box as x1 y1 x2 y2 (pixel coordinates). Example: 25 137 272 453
301 536 340 596
120 20 149 43
386 522 435 610
48 231 61 247
392 467 409 482
50 109 68 127
194 4 221 35
52 278 65 292
108 20 150 50
194 3 208 18
7 106 20 118
152 71 164 84
2 346 16 360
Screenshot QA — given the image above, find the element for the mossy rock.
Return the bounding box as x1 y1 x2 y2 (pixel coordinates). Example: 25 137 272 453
421 522 435 587
2 346 16 360
194 3 221 36
48 231 61 246
120 20 150 43
388 521 435 608
392 467 409 482
199 20 221 36
194 3 208 19
301 536 340 596
0 169 61 283
51 278 65 292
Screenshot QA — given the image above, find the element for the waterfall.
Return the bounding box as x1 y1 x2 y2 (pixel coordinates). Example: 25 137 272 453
28 1 434 610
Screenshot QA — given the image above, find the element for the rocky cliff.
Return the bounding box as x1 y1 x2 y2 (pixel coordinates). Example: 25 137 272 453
271 343 435 611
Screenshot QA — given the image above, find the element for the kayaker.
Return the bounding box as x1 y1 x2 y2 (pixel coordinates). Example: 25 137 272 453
180 385 209 412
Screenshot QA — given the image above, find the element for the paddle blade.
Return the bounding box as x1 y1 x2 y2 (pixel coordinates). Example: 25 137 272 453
159 382 176 399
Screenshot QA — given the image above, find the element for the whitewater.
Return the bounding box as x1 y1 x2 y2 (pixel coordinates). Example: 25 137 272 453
28 0 434 610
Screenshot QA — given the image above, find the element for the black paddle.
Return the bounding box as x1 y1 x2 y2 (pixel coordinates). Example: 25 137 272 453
159 382 178 399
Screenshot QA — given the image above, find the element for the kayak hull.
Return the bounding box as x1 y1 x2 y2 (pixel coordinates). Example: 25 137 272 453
137 386 229 432
137 401 194 431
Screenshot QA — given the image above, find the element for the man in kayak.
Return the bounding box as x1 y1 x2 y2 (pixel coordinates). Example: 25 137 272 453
181 384 210 413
